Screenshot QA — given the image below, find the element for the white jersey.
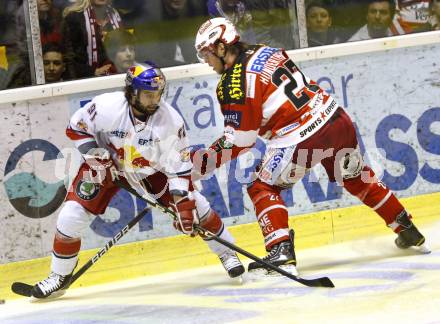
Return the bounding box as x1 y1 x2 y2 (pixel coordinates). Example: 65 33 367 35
66 91 192 194
348 25 397 42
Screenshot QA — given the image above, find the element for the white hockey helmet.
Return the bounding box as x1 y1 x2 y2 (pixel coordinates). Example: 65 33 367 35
195 17 240 63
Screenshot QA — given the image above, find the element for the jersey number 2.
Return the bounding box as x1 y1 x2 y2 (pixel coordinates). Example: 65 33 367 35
272 60 318 110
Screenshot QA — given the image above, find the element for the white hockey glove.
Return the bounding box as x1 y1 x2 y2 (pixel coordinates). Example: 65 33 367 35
170 197 200 236
83 148 118 184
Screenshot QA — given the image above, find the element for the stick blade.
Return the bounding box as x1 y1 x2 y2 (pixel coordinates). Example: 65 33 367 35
298 276 335 288
417 243 431 254
11 282 33 297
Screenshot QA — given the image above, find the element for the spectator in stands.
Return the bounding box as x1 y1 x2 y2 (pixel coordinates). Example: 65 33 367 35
62 0 123 79
0 49 22 90
247 0 298 49
0 0 18 57
103 29 137 74
16 0 63 57
322 0 369 42
43 42 66 83
112 0 145 27
4 55 32 89
207 0 256 43
425 0 440 30
134 0 208 67
53 0 76 11
39 0 63 45
306 0 342 46
9 0 63 88
0 1 18 90
349 0 400 41
392 0 431 34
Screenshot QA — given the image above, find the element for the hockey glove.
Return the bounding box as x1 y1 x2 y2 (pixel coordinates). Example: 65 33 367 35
190 138 227 178
171 197 199 236
83 148 118 184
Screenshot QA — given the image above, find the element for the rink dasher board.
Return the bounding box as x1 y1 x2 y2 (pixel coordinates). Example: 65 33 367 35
0 191 438 301
0 31 439 294
0 33 439 264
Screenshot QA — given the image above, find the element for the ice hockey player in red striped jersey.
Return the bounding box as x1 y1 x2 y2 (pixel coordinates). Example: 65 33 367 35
192 17 429 276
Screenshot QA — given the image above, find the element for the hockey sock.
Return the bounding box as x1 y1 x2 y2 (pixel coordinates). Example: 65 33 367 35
201 210 235 256
51 229 81 275
343 166 408 232
248 181 289 250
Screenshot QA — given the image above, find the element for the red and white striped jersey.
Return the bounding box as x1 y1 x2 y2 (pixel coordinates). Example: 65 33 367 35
392 0 431 33
66 91 192 193
214 45 339 155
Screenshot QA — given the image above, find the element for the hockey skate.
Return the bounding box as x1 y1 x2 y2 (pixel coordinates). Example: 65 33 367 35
394 212 430 254
248 229 298 276
31 271 73 299
219 250 245 281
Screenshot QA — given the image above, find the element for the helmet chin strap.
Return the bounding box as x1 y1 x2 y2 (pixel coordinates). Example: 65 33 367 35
219 46 234 70
218 51 229 71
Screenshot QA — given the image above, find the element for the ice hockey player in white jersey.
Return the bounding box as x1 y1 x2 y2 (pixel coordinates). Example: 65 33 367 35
31 62 245 299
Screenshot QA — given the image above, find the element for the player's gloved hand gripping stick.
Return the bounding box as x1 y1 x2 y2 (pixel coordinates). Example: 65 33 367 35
11 180 334 297
117 180 335 289
11 203 150 297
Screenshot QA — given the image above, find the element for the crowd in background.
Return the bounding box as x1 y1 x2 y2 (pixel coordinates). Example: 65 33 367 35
0 0 439 90
305 0 437 46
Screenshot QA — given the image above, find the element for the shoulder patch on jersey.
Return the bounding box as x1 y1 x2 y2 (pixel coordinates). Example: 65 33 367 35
75 180 100 201
76 119 89 132
179 147 191 162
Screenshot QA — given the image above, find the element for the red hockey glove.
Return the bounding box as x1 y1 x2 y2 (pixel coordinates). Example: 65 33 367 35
209 135 234 152
191 135 238 180
171 197 199 236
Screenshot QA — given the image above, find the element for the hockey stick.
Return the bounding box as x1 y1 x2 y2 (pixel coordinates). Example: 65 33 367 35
117 180 335 288
11 206 150 297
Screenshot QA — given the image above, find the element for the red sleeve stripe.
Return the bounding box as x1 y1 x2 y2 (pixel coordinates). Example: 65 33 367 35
66 127 94 140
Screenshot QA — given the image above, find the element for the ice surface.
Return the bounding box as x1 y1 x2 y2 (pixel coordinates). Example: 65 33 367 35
1 221 439 324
